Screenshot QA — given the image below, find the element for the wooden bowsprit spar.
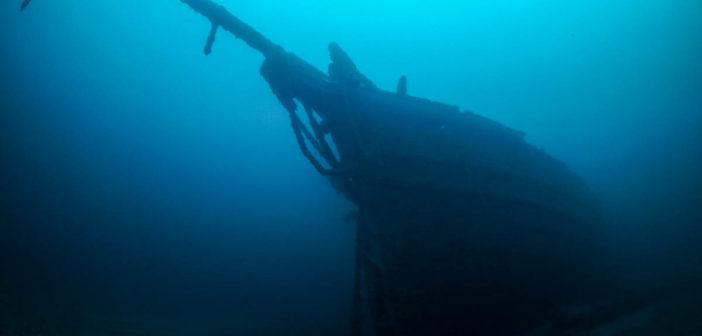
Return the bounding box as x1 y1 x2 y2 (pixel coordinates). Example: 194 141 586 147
181 0 355 184
24 1 614 335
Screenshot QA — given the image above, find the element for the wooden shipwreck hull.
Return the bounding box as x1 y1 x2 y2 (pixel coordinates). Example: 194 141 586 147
19 0 608 334
176 1 609 335
339 88 607 336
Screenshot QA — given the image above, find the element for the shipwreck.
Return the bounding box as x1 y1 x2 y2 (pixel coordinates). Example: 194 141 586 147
22 0 614 335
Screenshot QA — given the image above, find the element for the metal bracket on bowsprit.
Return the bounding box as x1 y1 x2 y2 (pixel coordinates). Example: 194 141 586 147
204 22 219 55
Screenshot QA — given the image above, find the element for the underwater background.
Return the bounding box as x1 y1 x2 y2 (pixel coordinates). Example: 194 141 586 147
1 0 701 334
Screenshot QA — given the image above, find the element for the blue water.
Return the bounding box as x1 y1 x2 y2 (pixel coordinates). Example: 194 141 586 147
1 1 700 334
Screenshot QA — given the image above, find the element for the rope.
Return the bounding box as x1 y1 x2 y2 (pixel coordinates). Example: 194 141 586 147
287 106 335 176
303 104 339 168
